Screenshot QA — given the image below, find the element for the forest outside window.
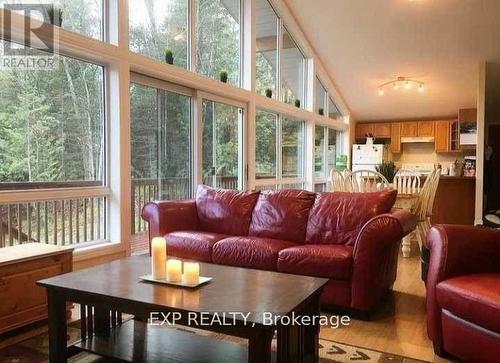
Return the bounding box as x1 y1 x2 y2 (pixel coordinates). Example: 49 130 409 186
255 0 278 98
281 27 306 108
129 0 189 69
130 81 192 234
0 0 104 41
256 110 277 179
281 117 304 179
196 0 241 86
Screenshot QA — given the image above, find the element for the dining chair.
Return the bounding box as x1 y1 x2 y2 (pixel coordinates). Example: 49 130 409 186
346 170 390 192
329 169 351 192
394 170 421 195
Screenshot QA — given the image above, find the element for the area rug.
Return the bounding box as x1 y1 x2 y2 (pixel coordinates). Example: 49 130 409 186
0 322 427 363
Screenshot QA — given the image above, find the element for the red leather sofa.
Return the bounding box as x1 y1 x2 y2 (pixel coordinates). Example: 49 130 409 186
142 185 416 313
426 225 500 362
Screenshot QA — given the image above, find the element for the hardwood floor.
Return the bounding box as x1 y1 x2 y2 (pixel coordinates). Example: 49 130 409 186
320 248 450 363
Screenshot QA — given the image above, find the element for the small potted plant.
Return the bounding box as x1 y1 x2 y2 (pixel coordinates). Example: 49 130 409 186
219 70 228 83
265 88 273 98
318 108 324 116
47 5 63 26
294 99 301 108
164 48 174 65
375 161 399 184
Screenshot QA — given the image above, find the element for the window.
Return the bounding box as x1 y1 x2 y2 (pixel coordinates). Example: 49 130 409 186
316 78 327 115
1 0 104 40
314 126 327 178
196 0 241 86
255 0 278 97
328 128 339 174
281 27 306 107
202 99 243 189
281 117 304 179
255 110 277 179
0 44 105 187
129 0 189 68
328 96 342 119
130 81 192 233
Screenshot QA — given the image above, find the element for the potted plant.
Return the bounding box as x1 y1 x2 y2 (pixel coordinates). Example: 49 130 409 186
47 5 63 27
219 70 228 83
294 99 301 108
318 108 324 116
164 48 174 65
265 88 273 98
375 161 399 184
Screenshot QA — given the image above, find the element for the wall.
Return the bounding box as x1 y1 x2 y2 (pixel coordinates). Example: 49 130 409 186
391 143 474 166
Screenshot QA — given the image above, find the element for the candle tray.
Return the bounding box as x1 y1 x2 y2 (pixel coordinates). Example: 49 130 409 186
139 274 212 288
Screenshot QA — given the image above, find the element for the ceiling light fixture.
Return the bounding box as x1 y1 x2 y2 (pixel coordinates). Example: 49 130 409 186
377 76 425 96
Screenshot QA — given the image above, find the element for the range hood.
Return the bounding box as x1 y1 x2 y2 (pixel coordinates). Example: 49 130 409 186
400 136 435 144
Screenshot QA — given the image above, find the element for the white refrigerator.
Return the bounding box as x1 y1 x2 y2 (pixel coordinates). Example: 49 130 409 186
352 144 387 172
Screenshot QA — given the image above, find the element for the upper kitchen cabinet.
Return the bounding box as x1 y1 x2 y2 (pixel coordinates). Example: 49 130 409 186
417 121 435 137
373 123 391 138
390 122 401 153
401 122 418 137
355 123 374 139
435 120 450 152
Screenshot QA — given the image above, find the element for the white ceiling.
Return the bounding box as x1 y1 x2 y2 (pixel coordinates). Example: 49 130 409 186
283 0 500 121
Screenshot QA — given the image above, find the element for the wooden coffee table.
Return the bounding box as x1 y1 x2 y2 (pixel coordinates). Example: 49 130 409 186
38 255 328 363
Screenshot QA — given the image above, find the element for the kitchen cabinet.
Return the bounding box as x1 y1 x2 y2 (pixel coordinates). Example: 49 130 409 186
417 121 435 137
373 123 391 138
390 122 401 153
450 120 460 151
355 123 374 139
401 122 418 137
435 120 450 152
432 176 475 225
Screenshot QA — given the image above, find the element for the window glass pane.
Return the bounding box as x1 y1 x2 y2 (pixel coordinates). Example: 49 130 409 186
255 184 277 191
1 0 103 40
130 82 191 234
316 77 327 115
0 42 104 189
197 0 241 86
281 117 304 178
281 182 304 190
281 27 305 107
314 183 326 192
328 96 342 119
314 126 326 178
202 100 241 189
328 128 338 174
255 0 277 98
129 0 189 69
256 110 277 179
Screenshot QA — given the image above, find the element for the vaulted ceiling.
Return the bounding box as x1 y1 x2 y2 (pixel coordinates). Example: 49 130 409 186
283 0 500 121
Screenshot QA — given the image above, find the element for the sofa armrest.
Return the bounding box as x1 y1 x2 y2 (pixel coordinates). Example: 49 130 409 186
351 210 416 311
141 200 199 252
426 225 500 347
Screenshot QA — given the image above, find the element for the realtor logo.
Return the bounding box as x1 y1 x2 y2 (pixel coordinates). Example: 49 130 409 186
0 2 59 70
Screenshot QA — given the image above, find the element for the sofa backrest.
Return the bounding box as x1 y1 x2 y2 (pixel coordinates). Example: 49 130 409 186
195 185 260 236
305 190 397 246
248 189 316 244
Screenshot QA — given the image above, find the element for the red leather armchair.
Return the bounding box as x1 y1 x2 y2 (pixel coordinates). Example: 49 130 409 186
142 186 416 313
426 225 500 362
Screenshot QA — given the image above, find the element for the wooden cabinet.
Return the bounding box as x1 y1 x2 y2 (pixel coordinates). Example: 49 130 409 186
450 120 461 151
355 123 374 139
401 122 418 137
0 243 73 334
390 122 402 153
435 120 450 152
418 121 435 137
373 123 391 138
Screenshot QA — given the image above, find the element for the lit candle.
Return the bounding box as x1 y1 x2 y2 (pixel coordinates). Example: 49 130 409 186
151 237 167 280
183 262 200 285
166 259 182 282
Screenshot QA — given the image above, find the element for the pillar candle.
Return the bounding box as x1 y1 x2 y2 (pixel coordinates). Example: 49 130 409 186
151 237 167 280
183 262 200 285
166 259 182 282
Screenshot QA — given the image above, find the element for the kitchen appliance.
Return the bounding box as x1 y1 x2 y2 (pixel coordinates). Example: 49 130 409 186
400 163 435 177
400 136 435 144
352 144 387 172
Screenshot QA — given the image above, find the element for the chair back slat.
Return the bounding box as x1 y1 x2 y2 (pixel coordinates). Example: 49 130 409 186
394 170 421 195
346 170 390 193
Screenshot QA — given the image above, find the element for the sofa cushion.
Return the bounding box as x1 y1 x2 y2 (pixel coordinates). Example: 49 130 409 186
305 190 397 245
278 244 353 280
249 189 316 244
195 185 260 236
212 236 297 271
436 274 500 334
164 231 228 262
